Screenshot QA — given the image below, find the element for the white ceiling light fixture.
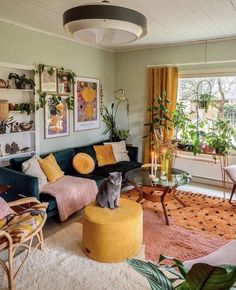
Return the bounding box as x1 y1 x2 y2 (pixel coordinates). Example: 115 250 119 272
63 1 147 47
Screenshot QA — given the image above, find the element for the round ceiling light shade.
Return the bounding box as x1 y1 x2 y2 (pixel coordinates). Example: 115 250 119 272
63 3 147 46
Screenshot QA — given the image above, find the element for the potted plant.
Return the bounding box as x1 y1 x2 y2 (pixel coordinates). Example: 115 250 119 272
206 119 236 155
195 93 215 113
0 116 14 134
114 128 130 141
128 255 236 290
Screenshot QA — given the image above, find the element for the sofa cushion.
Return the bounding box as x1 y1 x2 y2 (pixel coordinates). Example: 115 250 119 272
93 161 142 178
39 154 64 183
42 148 75 175
94 145 117 167
73 153 95 174
74 145 98 167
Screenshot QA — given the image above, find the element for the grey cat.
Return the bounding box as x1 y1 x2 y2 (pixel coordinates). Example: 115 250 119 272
96 172 122 209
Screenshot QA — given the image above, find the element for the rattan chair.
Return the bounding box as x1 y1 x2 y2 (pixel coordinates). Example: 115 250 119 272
0 197 47 290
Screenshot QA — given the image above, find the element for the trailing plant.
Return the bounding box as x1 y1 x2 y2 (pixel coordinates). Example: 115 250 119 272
37 64 55 76
128 255 236 290
58 67 76 85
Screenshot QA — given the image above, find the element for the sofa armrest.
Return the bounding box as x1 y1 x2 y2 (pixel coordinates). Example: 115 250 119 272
126 145 138 162
0 167 39 200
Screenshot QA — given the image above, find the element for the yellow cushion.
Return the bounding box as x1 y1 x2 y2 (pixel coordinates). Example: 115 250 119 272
38 154 64 183
73 153 95 174
82 198 143 262
93 145 116 167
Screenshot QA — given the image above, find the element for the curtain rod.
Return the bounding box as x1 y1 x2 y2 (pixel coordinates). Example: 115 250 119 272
147 60 236 68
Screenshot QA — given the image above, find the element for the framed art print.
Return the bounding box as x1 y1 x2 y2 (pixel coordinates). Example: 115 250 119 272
74 77 100 131
57 70 74 96
45 95 69 138
40 65 57 93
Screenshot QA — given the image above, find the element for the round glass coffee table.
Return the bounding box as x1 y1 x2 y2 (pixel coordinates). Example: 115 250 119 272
125 167 191 225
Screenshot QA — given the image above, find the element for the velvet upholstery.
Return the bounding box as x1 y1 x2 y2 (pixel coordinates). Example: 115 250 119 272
0 140 141 218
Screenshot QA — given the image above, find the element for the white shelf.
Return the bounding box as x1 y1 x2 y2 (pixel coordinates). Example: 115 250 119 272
0 88 34 92
0 131 35 136
0 151 35 161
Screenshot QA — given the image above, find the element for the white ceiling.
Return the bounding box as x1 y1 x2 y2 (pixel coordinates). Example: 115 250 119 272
0 0 236 51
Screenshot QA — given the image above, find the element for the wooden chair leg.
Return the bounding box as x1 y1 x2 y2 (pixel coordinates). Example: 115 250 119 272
8 246 14 290
229 184 236 204
39 230 45 251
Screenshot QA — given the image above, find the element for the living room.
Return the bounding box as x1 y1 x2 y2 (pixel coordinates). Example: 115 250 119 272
0 1 236 289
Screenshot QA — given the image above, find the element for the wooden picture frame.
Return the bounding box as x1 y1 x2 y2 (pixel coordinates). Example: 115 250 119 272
40 65 57 93
44 95 69 139
57 70 74 96
74 77 100 131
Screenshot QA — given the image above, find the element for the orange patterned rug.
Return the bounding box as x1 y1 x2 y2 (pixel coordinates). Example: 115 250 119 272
122 189 236 240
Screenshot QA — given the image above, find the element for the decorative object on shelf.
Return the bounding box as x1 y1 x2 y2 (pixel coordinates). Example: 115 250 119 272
74 77 100 131
8 73 35 90
21 147 31 152
39 65 57 93
0 116 14 134
6 80 11 89
0 99 9 122
45 95 69 138
63 0 147 46
5 142 20 155
19 121 34 131
0 79 6 88
13 122 19 133
57 68 75 95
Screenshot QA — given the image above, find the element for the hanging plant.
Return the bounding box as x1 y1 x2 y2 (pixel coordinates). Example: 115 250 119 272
58 67 76 85
196 93 216 113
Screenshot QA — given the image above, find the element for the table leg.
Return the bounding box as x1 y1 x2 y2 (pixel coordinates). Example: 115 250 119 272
173 189 186 207
161 200 169 225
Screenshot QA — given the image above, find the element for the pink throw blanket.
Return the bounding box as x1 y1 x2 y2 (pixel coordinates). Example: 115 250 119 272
41 176 98 221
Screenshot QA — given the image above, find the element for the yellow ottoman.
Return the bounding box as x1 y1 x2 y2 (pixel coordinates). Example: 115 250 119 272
82 198 143 262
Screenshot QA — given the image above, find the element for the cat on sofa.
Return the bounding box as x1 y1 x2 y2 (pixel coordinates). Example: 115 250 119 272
96 172 122 209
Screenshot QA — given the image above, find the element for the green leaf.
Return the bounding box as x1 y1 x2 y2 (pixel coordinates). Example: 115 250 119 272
186 263 236 290
128 259 174 290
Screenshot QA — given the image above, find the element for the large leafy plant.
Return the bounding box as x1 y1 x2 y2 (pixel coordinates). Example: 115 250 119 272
128 255 236 290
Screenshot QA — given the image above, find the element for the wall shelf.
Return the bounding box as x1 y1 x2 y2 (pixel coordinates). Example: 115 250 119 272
0 88 34 92
0 151 35 161
0 131 35 136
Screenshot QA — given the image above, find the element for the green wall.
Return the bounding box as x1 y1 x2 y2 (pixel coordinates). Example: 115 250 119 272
115 39 236 160
0 21 115 153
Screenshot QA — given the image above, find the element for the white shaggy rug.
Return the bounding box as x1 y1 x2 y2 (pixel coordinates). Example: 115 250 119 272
0 223 149 290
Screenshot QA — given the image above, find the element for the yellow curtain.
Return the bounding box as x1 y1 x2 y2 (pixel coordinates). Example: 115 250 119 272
144 66 178 163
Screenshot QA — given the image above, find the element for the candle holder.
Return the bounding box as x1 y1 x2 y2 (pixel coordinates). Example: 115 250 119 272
160 170 167 181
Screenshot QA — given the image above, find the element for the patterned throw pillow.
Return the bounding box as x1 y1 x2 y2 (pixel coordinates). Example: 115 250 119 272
73 153 95 174
104 141 130 162
93 145 117 167
22 155 48 191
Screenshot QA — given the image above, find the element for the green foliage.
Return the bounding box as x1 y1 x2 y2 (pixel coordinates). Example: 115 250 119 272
8 73 35 89
145 93 172 142
195 93 215 113
128 255 236 290
58 67 76 84
114 128 130 140
173 102 191 140
0 117 14 134
206 119 236 155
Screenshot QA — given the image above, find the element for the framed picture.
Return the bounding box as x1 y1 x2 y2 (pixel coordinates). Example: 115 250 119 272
57 70 74 96
74 77 100 131
40 65 57 93
45 95 69 139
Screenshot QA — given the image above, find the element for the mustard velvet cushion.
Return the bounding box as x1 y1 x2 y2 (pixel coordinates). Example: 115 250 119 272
93 145 116 167
82 198 143 262
38 154 64 183
73 153 95 174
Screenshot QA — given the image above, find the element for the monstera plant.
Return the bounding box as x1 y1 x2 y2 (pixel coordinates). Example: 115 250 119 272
128 255 236 290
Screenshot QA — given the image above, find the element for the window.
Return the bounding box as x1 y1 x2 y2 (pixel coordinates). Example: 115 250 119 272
178 76 236 129
175 75 236 154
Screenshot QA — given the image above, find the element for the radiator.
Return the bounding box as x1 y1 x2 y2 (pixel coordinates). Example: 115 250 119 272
174 151 236 181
